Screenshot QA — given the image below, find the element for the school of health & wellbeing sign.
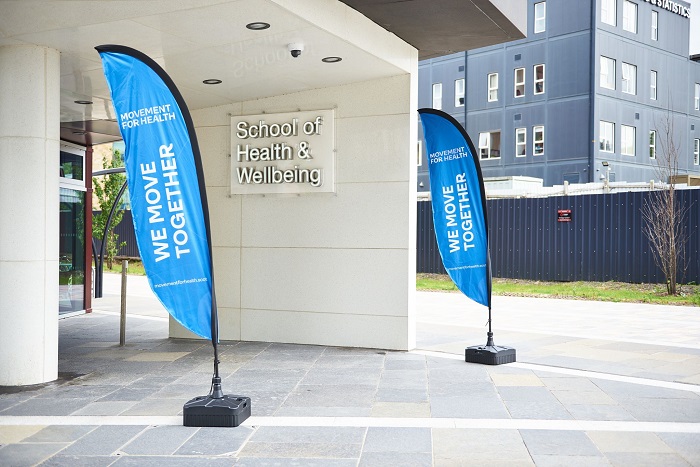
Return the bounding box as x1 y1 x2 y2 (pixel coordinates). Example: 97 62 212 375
230 109 335 195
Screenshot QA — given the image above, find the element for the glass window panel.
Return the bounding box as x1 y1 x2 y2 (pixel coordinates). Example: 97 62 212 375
534 1 546 33
490 131 501 158
479 132 501 159
534 64 545 94
621 125 636 156
60 151 84 181
600 56 615 90
602 0 616 25
623 0 637 33
455 78 465 107
516 128 526 157
514 68 525 97
533 126 544 156
432 83 442 110
488 73 498 102
622 62 637 95
59 188 85 314
479 132 489 159
600 121 614 153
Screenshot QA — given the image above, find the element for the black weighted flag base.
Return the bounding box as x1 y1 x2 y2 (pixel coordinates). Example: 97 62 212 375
183 376 251 427
465 332 516 366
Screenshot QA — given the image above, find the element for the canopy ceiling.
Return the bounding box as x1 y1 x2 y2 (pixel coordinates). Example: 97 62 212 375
0 0 525 146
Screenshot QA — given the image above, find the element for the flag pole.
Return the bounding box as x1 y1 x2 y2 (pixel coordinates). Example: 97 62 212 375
95 44 250 426
464 168 515 365
175 54 249 426
417 108 515 366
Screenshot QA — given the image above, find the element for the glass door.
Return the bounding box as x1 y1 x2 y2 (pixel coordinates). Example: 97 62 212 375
59 145 86 315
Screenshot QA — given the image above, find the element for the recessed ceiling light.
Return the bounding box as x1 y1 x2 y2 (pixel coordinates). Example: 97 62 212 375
74 100 93 105
203 79 222 85
322 56 342 63
246 22 270 30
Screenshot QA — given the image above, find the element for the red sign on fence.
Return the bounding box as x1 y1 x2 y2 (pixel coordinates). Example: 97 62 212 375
557 209 572 222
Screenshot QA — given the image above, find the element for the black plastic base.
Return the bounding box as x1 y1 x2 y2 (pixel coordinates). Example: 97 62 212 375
465 345 516 365
183 394 251 427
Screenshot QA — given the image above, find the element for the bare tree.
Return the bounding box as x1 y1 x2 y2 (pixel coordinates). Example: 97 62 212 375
641 108 689 295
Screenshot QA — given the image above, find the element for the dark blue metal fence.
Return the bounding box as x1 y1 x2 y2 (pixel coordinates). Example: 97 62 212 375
418 190 700 283
92 210 140 259
100 192 700 282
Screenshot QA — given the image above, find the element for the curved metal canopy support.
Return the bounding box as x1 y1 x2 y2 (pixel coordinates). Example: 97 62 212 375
92 167 127 298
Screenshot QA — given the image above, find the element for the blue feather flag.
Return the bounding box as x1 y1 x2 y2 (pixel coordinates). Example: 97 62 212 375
419 109 491 309
97 45 216 339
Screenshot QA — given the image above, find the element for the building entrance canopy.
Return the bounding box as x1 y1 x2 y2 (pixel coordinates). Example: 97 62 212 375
1 0 524 147
0 0 523 386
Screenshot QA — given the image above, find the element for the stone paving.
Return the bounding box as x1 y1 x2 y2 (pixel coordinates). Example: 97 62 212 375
0 275 699 466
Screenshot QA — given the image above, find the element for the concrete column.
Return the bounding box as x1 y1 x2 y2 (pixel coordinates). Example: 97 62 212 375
0 45 60 385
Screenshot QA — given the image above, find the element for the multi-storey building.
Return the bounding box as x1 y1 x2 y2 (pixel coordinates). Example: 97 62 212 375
418 0 700 189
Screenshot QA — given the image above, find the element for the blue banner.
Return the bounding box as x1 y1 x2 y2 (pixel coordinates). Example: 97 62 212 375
418 109 491 308
97 45 214 339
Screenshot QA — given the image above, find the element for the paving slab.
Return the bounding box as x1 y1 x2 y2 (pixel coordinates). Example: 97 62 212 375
24 424 96 443
432 428 533 465
362 427 432 453
59 425 147 456
40 455 118 467
174 426 254 456
359 451 433 466
0 442 70 466
1 277 699 466
118 425 199 455
520 430 602 456
529 454 611 466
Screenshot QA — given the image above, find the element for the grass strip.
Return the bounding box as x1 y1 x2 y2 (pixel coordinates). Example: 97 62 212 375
417 273 700 306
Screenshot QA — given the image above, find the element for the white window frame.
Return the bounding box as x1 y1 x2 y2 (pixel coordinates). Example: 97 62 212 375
622 62 637 95
534 64 545 95
432 83 443 110
488 73 498 102
601 0 616 26
651 10 659 40
454 78 465 107
479 132 490 159
649 130 656 159
600 121 615 153
621 125 636 156
600 56 616 90
514 67 525 97
479 131 501 160
417 139 423 167
695 138 700 166
623 0 638 33
534 1 546 33
695 83 700 111
59 143 87 190
650 70 657 100
533 126 544 156
515 127 527 157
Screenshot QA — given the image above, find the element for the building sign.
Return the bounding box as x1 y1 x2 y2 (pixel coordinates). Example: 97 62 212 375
643 0 690 19
557 209 572 222
230 109 335 194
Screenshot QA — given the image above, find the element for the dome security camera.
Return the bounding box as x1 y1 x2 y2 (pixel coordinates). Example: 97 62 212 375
288 43 304 58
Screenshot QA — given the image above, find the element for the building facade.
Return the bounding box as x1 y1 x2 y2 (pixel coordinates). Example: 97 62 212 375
418 0 700 189
0 0 524 386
